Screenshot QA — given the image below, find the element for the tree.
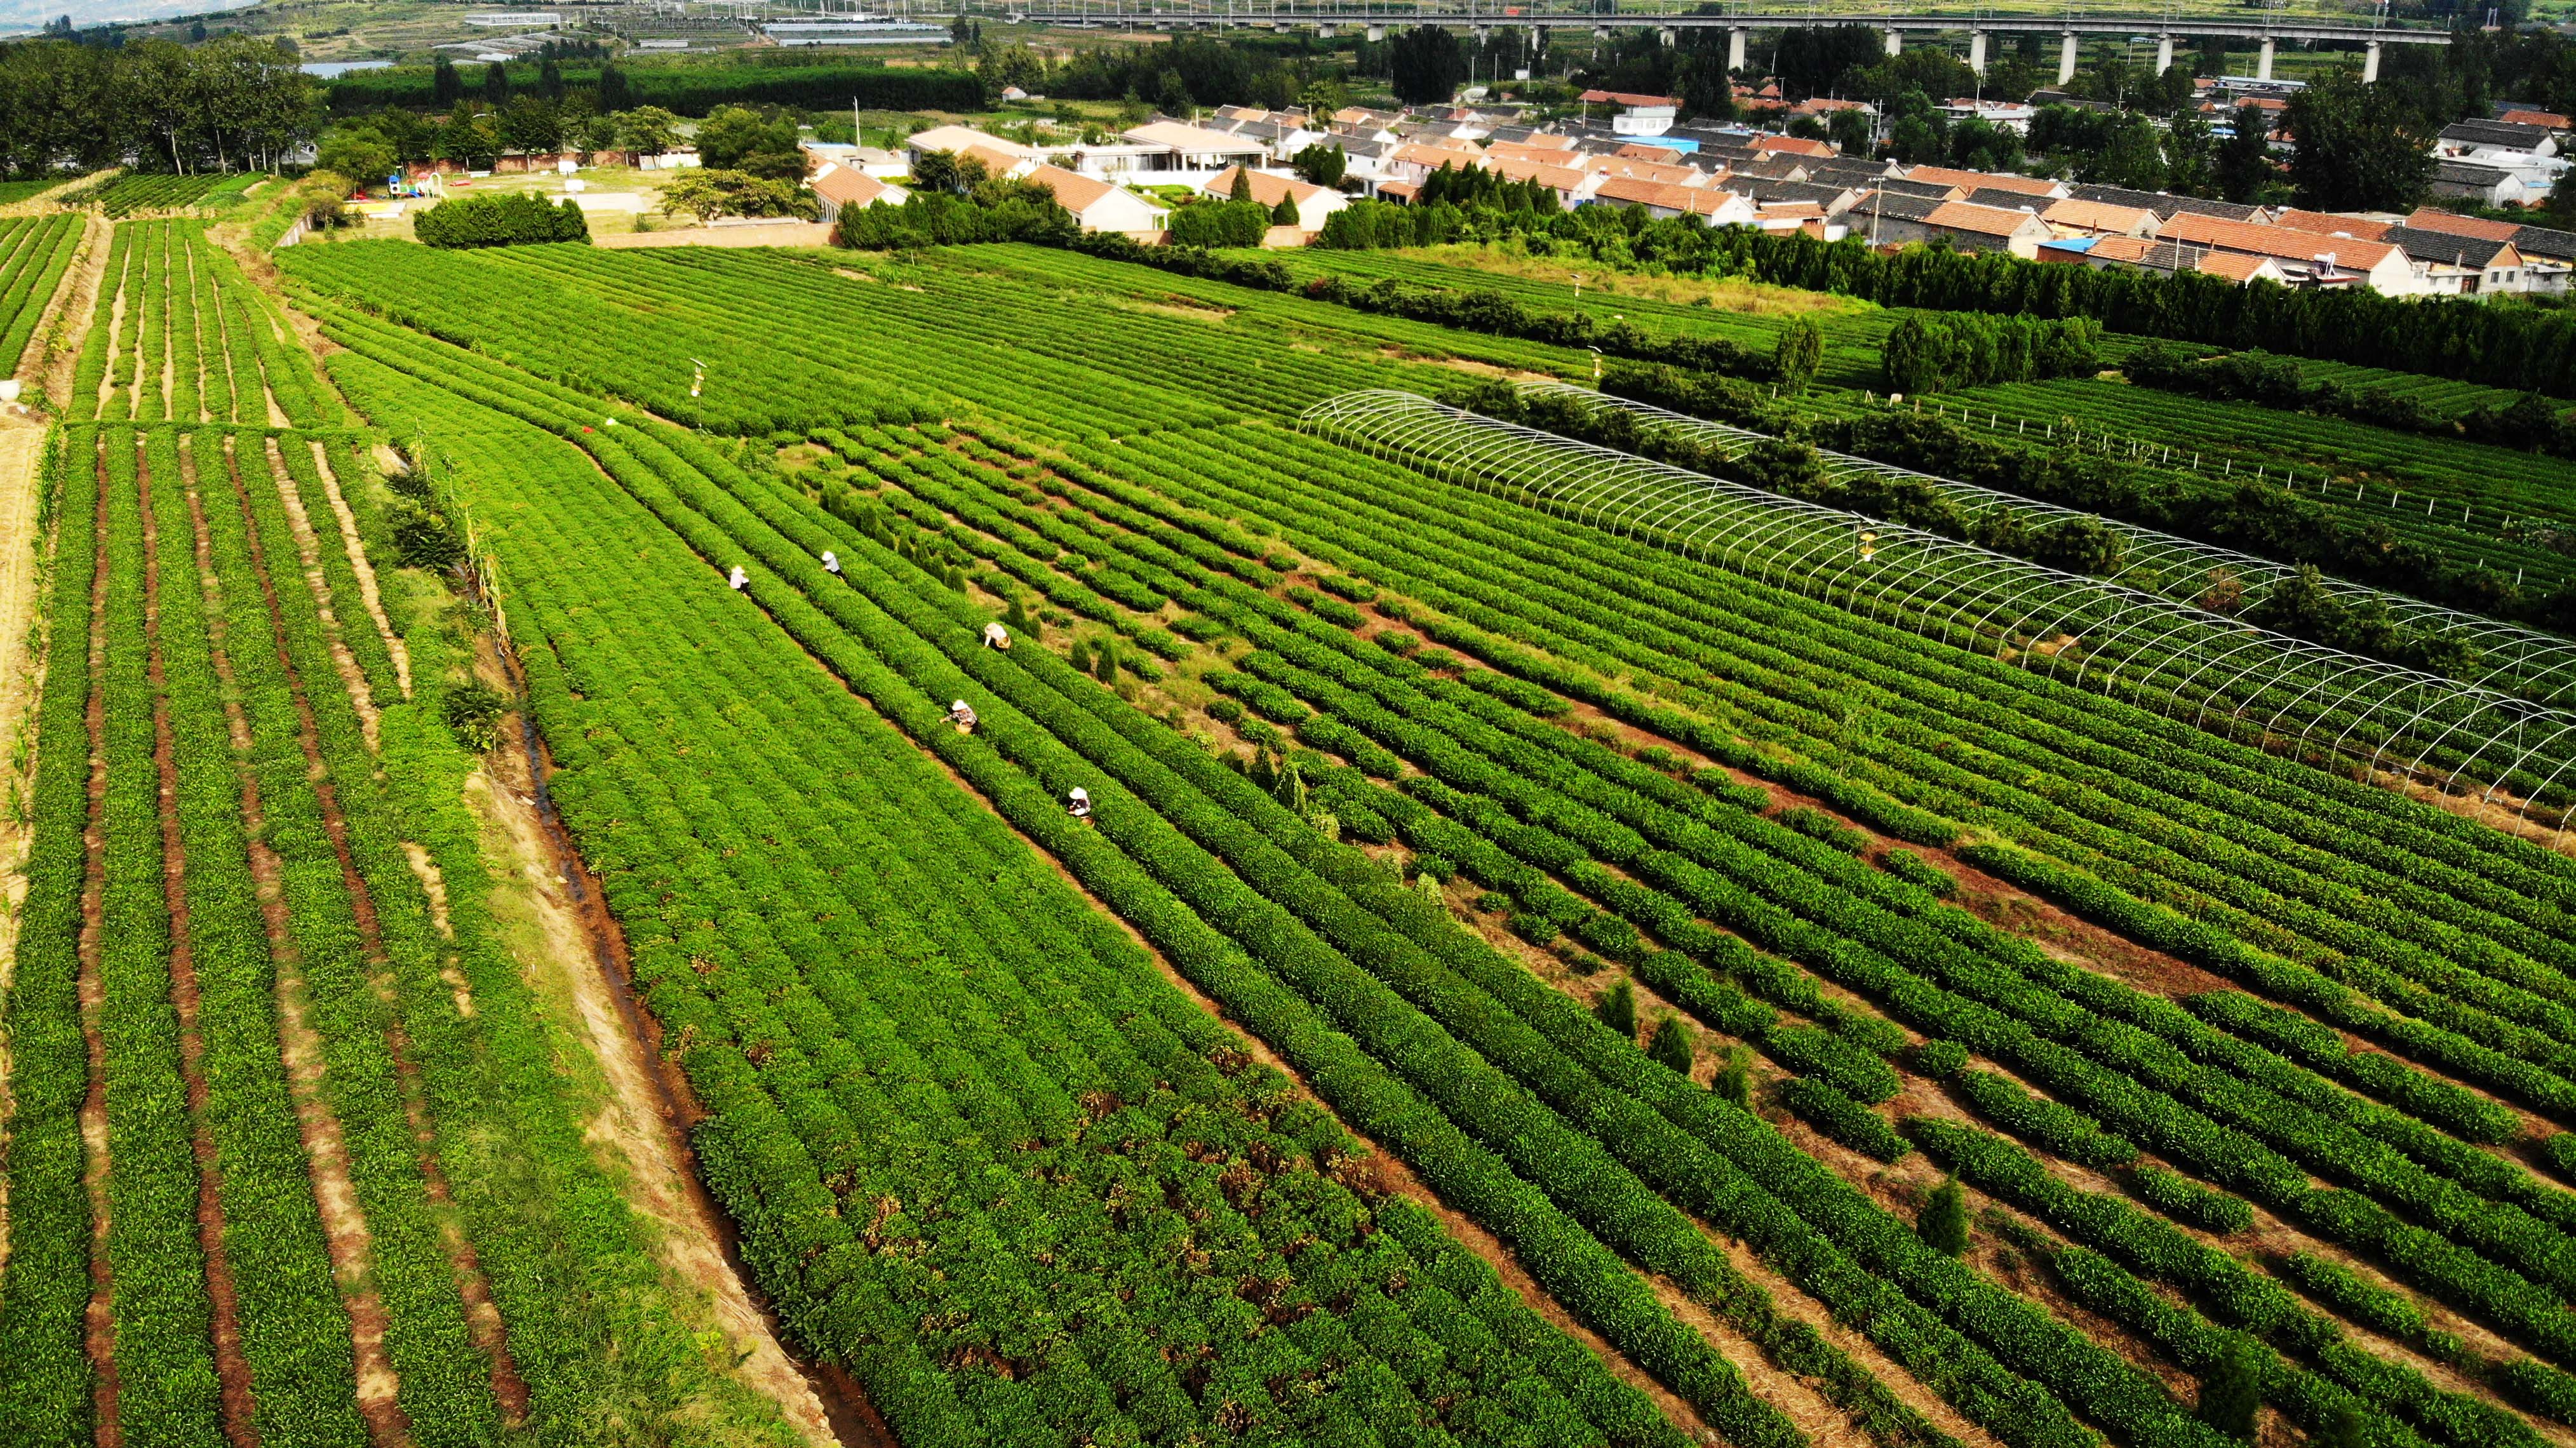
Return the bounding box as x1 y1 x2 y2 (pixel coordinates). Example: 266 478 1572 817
415 191 589 246
481 60 509 107
1647 1015 1694 1074
695 104 803 181
597 62 632 112
2215 102 2276 202
1156 69 1192 115
316 125 395 189
433 54 462 107
1093 638 1118 681
435 103 499 169
913 147 963 192
1273 758 1308 815
1228 165 1255 202
1827 107 1873 156
1947 116 2022 172
2090 114 2167 190
614 105 681 159
2320 1403 2370 1448
496 97 561 156
1270 191 1298 225
2029 515 2124 575
1919 1177 1970 1256
1712 1047 1752 1106
2198 1340 2265 1440
2163 109 2216 197
538 56 563 100
1595 976 1637 1039
1888 115 1943 164
1291 142 1346 187
1388 25 1466 105
2285 67 2434 211
1774 316 1823 394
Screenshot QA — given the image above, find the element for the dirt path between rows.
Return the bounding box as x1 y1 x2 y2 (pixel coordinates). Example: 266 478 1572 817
11 215 91 399
76 431 123 1448
138 439 258 1445
185 443 412 1448
476 725 846 1448
218 436 532 1425
258 437 379 747
0 417 53 1267
41 215 110 412
310 441 408 698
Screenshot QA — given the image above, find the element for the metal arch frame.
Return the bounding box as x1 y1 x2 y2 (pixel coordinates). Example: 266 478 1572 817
2400 693 2552 800
1293 390 2576 808
2485 717 2576 807
2498 733 2576 836
1534 382 2576 714
2445 709 2576 808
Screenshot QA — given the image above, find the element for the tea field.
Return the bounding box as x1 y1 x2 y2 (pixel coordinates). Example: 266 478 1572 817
7 218 2576 1448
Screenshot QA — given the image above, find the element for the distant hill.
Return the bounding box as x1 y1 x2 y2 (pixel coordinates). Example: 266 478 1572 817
0 0 257 37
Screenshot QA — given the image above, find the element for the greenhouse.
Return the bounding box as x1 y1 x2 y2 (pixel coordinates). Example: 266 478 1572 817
1303 388 2576 830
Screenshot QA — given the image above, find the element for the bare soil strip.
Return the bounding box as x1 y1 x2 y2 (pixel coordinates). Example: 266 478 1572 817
477 720 844 1448
138 439 258 1445
77 434 124 1448
257 439 379 747
0 417 54 1268
308 441 408 697
11 216 91 398
220 438 530 1425
43 215 111 410
185 458 411 1448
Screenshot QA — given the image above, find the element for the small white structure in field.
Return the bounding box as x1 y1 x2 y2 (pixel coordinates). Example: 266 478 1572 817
727 565 748 591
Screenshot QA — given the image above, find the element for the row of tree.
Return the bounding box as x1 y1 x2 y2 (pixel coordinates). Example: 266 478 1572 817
0 34 316 177
313 98 805 185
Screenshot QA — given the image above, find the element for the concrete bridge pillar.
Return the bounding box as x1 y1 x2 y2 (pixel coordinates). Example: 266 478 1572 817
1317 21 1333 36
2155 32 2174 72
1656 26 1674 46
1882 25 1902 56
2364 39 2382 82
2257 36 2275 79
1727 25 1747 71
1591 25 1610 41
1364 23 1383 41
1529 23 1543 55
1473 24 1489 42
2058 29 2079 84
1968 29 1988 76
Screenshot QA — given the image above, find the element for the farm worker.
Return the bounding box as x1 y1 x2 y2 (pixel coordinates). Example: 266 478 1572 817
948 699 978 734
727 565 748 591
983 621 1011 650
822 550 842 575
1067 787 1092 820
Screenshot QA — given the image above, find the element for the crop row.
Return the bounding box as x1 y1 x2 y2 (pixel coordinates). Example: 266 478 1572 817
0 213 81 374
891 415 2576 1440
70 220 336 429
485 350 2255 1448
326 347 1682 1448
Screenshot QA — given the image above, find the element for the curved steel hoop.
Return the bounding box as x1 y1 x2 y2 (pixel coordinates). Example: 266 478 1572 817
1296 389 2576 820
